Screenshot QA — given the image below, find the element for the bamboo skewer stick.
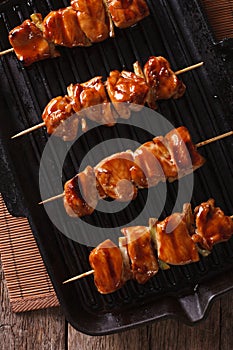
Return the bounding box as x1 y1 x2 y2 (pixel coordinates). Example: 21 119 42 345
39 130 233 205
11 122 46 139
10 62 204 139
175 61 204 75
0 47 14 56
63 270 95 284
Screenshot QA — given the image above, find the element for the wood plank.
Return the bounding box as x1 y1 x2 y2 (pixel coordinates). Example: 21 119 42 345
0 262 66 350
67 296 223 350
220 293 233 350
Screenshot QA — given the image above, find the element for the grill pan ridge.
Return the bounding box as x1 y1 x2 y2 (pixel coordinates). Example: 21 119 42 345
0 0 233 335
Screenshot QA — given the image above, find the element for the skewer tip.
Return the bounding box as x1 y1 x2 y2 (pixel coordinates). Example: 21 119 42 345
63 270 95 284
38 192 64 205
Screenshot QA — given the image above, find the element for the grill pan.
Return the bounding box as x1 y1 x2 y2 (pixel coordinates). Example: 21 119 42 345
0 0 233 335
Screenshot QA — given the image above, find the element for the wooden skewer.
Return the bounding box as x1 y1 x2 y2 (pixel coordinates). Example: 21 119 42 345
0 47 14 56
10 62 204 139
11 122 46 139
175 61 204 75
63 269 95 284
39 129 233 205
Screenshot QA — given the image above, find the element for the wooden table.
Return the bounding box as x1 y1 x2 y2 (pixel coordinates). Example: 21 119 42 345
1 261 233 350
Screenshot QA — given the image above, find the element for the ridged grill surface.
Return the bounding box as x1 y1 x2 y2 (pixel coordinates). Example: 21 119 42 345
0 0 233 335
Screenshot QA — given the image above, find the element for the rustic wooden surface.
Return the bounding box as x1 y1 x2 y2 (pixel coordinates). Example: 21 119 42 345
1 261 233 350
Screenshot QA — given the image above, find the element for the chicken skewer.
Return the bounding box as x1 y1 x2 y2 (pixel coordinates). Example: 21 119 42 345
63 198 233 294
0 0 149 66
39 127 233 216
11 57 203 140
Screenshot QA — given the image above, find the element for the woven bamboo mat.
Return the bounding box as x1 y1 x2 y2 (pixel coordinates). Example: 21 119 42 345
201 0 233 40
0 195 59 313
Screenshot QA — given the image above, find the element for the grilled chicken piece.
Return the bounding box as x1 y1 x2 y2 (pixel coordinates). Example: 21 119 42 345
152 136 178 179
192 199 233 250
64 166 98 217
43 8 91 47
165 126 206 181
154 211 199 265
119 236 133 281
106 0 150 28
106 70 149 119
67 77 116 125
71 0 113 42
95 151 138 201
8 17 59 66
131 141 165 188
42 96 79 141
122 226 159 284
89 239 124 294
144 56 186 109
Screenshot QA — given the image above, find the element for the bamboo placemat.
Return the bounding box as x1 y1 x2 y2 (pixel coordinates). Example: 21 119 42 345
201 0 233 40
0 195 59 313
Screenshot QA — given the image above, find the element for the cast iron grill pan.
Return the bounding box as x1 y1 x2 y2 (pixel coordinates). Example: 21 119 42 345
0 0 233 335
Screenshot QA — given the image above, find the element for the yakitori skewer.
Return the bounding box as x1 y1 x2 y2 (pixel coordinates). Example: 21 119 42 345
11 58 204 140
39 127 233 216
1 0 150 66
62 198 233 293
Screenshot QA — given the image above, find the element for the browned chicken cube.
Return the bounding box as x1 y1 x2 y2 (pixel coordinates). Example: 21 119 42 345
121 226 159 284
165 126 206 180
43 8 91 47
64 166 99 217
155 212 199 265
152 136 178 179
8 18 59 66
94 151 138 200
106 0 150 28
106 70 149 119
67 76 116 125
192 199 233 250
89 239 124 294
71 0 112 42
131 141 165 188
143 56 186 109
42 96 79 141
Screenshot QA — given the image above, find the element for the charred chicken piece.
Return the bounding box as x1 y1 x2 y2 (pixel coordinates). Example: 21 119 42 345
165 126 206 181
154 209 199 265
89 239 124 294
95 151 138 201
64 166 99 217
71 0 113 42
106 0 150 28
152 136 178 179
106 70 149 119
192 199 233 250
42 96 79 141
43 7 91 47
8 17 59 66
131 141 165 188
122 226 159 284
67 76 116 125
143 56 186 109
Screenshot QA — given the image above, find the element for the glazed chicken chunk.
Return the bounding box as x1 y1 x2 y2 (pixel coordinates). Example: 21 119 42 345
8 17 59 66
64 166 99 217
94 151 138 201
154 210 199 265
122 226 159 284
89 239 124 294
43 7 91 47
67 76 116 125
42 96 79 141
71 0 113 42
144 56 186 109
192 199 233 250
106 70 149 119
106 0 150 28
